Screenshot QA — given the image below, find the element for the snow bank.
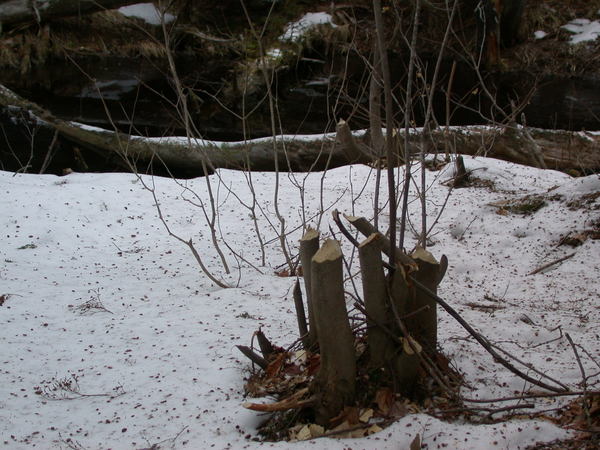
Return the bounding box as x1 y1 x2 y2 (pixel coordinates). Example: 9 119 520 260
280 12 337 42
562 18 600 44
118 3 175 25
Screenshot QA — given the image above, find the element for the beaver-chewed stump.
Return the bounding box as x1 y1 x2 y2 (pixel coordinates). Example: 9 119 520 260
239 212 453 439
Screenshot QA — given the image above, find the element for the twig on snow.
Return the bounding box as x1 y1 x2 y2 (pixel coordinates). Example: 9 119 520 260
528 252 576 275
566 333 592 428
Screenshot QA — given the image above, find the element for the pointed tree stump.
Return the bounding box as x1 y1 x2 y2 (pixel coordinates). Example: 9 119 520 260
453 155 470 187
311 239 356 425
292 279 310 349
359 233 394 369
300 228 320 348
407 248 447 352
345 214 417 270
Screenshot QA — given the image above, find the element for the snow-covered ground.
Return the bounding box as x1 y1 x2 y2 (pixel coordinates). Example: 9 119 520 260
1 156 599 449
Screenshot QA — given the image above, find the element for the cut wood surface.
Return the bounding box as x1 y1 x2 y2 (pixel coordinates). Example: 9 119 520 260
407 247 445 351
358 233 393 369
299 228 320 348
345 214 417 270
310 239 356 425
1 83 600 174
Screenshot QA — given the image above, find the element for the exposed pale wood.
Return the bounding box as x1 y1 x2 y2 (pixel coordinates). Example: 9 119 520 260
310 239 356 425
407 247 445 351
242 388 314 412
299 228 320 348
358 233 393 369
344 214 417 270
0 0 142 28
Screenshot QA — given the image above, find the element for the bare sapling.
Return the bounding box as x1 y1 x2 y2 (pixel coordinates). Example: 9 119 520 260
240 0 295 273
158 4 231 275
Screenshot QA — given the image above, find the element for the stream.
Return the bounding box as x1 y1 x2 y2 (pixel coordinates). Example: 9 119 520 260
1 54 600 176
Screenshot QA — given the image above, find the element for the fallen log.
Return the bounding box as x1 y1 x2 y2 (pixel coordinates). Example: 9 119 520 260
0 0 142 29
1 83 599 175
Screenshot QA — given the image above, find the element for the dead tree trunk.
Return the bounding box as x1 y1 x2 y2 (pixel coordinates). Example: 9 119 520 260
310 239 356 425
0 0 142 29
2 83 599 174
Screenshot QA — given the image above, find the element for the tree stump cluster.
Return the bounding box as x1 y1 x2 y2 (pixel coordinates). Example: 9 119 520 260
240 213 448 432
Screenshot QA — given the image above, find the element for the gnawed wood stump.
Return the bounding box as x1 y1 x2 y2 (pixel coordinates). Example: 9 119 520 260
310 239 356 425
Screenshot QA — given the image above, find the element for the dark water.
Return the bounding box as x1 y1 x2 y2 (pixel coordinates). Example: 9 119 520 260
2 54 599 175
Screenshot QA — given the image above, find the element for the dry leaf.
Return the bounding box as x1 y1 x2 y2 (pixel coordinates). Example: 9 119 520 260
366 424 383 435
389 400 409 419
330 406 359 428
308 423 324 438
265 352 286 378
375 387 394 415
295 425 311 441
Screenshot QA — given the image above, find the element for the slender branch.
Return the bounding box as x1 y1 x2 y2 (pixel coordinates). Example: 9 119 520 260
463 390 600 404
398 1 421 250
490 342 569 391
528 253 576 275
236 345 268 370
409 277 567 393
373 0 397 266
566 333 591 427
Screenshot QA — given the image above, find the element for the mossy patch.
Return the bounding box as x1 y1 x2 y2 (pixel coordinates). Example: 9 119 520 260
490 194 550 215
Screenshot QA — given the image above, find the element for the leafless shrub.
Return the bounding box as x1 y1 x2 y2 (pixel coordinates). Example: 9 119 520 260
69 289 113 315
34 374 125 401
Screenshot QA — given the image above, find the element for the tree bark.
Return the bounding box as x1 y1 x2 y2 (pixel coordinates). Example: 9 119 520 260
310 239 356 426
344 214 417 270
387 266 420 392
0 0 142 28
2 83 600 175
358 233 393 369
406 247 446 352
299 228 320 349
292 278 310 349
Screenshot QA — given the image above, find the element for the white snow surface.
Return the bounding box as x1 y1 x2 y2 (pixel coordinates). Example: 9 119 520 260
562 18 600 44
280 12 337 42
1 156 599 449
534 30 547 40
118 3 175 26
